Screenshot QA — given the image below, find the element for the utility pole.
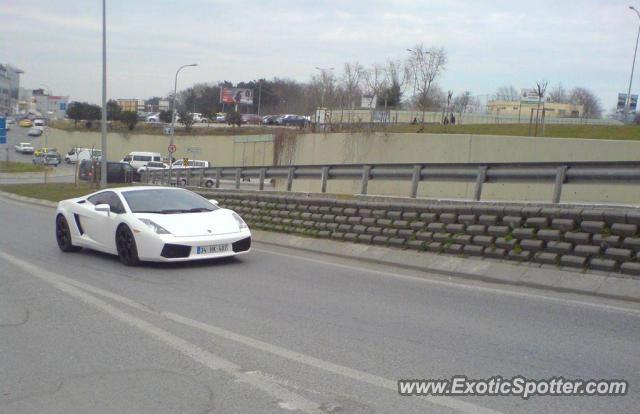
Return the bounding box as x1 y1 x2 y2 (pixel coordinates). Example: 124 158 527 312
257 80 262 117
100 0 108 188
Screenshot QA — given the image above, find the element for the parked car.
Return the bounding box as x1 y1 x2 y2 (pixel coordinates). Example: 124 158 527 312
262 115 279 125
65 148 103 164
34 147 57 157
241 114 262 125
27 127 43 137
79 160 140 183
33 119 45 127
215 113 227 123
121 151 163 169
19 119 32 128
14 142 35 154
279 114 308 127
33 151 61 166
145 113 161 123
137 161 169 173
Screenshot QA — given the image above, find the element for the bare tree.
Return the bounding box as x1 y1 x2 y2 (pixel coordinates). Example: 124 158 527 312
362 64 388 121
495 85 519 101
548 83 569 103
569 87 603 119
382 59 410 109
533 80 549 136
342 62 364 122
407 44 447 126
452 91 472 123
312 69 337 109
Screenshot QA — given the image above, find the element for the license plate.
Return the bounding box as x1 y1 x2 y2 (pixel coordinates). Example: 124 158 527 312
195 244 229 254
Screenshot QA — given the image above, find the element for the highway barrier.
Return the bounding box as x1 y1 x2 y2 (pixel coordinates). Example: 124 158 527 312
144 161 640 205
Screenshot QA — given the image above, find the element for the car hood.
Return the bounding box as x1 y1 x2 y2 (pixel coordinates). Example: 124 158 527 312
134 209 242 237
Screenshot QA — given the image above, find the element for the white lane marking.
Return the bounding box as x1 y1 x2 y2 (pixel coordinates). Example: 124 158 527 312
0 251 325 414
253 247 640 316
164 312 503 414
2 250 503 414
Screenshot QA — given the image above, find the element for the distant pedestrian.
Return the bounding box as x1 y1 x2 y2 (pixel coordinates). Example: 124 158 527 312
411 117 417 125
450 113 456 125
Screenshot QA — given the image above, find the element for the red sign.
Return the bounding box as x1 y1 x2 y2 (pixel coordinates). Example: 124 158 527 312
168 144 176 153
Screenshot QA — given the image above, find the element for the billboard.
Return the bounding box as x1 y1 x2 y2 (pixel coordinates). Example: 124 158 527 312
520 88 539 103
617 93 638 112
220 87 253 105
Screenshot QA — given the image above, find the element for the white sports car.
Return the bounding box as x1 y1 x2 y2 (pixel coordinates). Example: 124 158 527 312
55 186 251 265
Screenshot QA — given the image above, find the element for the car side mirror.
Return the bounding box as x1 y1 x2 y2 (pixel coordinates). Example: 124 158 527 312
95 204 111 215
209 199 219 206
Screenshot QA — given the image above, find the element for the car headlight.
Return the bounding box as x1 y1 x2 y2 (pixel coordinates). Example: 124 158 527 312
232 212 248 229
139 218 171 234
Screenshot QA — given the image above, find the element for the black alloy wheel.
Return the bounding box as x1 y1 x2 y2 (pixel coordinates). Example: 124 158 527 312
56 215 81 252
115 225 140 266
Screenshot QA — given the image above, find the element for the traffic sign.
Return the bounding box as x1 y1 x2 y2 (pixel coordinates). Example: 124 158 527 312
0 117 6 145
168 144 176 153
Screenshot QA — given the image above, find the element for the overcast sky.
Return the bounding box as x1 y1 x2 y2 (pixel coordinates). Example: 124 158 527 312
2 0 636 111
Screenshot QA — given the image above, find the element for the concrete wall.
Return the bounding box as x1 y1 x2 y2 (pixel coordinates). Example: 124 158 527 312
42 129 273 167
43 129 640 204
275 132 640 205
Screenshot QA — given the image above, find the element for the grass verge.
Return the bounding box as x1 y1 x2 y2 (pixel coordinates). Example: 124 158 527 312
0 183 127 202
0 162 46 173
380 123 640 140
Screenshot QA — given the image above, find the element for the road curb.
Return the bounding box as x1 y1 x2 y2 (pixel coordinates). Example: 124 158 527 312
251 230 640 303
0 190 58 208
2 190 639 303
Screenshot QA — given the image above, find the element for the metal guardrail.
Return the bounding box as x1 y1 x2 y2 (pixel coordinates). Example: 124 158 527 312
142 161 640 204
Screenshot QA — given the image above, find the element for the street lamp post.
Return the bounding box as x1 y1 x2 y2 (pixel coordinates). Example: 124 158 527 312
624 6 640 120
40 83 51 148
406 49 417 98
168 63 198 179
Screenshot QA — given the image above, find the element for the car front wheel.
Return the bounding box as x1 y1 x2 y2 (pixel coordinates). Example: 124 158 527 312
56 215 81 252
116 225 140 266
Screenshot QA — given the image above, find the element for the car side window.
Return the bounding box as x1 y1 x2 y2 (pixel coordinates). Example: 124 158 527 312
105 192 125 214
87 193 106 205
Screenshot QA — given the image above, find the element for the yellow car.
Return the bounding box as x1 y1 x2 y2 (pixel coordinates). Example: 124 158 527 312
19 119 33 127
34 147 56 157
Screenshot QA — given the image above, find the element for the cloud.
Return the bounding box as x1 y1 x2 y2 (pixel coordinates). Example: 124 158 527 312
1 0 633 107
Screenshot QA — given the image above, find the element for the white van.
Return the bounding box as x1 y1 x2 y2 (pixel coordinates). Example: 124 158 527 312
65 148 103 164
122 151 163 169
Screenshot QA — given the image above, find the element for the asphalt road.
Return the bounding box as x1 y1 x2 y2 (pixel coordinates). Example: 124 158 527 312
1 196 639 413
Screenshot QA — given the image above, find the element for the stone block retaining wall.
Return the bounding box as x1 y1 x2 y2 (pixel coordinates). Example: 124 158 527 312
202 190 640 276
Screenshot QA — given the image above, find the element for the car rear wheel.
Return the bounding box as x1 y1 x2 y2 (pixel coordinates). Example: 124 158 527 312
116 225 140 266
205 180 214 188
56 215 81 252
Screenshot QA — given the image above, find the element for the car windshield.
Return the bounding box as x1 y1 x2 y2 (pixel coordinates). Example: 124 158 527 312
122 188 218 214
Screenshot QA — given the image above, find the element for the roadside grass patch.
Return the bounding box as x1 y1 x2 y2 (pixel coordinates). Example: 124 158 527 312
0 162 46 173
0 183 128 202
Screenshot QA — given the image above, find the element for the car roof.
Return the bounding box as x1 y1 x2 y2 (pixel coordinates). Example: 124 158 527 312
92 186 187 196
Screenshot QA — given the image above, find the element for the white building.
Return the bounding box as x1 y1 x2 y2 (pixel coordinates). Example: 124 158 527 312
159 99 170 111
32 89 69 119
